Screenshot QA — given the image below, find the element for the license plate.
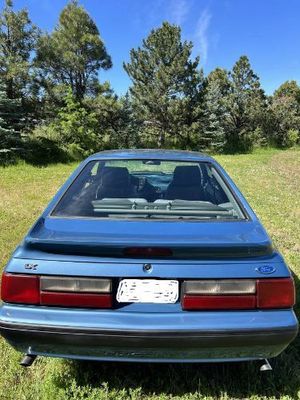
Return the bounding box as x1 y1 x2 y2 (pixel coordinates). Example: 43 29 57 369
116 279 179 304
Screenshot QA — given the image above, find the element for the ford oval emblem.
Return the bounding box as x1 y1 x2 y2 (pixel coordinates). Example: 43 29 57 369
256 265 276 275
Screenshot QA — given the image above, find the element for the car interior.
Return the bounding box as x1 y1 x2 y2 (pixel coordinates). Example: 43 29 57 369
92 165 229 204
53 161 239 218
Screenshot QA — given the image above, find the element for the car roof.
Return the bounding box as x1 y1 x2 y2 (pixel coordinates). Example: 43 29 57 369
87 149 214 162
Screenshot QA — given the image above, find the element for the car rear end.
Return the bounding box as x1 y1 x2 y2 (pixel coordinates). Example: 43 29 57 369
0 152 298 363
0 230 298 363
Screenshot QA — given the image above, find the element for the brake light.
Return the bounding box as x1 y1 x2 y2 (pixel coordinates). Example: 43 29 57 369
1 272 113 308
257 278 295 309
1 273 40 305
40 292 112 308
182 278 295 310
182 295 256 310
124 247 173 257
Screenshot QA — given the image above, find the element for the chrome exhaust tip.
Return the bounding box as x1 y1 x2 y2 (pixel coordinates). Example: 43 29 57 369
260 358 272 372
20 354 37 367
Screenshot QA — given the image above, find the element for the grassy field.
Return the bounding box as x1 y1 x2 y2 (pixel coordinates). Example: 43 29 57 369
0 148 299 400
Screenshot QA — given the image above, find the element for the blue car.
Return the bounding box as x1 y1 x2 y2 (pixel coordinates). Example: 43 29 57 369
0 150 298 368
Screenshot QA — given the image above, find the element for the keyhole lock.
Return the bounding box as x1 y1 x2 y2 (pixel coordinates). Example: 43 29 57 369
143 263 152 273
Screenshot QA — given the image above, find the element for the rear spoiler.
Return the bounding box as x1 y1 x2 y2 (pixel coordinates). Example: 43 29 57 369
25 238 274 259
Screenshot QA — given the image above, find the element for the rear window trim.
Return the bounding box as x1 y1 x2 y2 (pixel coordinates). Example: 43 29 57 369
49 159 250 222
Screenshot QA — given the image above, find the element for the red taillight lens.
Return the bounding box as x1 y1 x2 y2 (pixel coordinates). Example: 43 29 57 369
1 273 40 305
1 273 113 309
124 247 173 257
182 277 296 310
182 295 256 310
257 278 295 309
40 292 112 308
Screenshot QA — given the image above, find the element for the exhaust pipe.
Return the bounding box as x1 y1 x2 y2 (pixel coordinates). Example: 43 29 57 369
20 354 37 367
260 358 272 372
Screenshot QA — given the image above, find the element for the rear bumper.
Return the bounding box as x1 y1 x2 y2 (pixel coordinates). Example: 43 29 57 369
0 305 298 362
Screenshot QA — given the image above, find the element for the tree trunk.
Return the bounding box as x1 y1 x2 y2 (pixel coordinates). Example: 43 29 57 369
158 130 165 148
6 78 14 99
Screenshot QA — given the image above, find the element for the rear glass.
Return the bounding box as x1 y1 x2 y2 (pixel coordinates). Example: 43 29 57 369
52 160 245 220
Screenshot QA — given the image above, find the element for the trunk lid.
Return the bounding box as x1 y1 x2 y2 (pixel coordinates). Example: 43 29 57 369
23 216 273 259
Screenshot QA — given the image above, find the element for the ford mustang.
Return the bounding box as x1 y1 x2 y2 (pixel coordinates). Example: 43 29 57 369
0 150 298 368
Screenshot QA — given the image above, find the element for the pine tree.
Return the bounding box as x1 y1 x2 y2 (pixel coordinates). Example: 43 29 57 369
52 88 98 159
124 22 203 148
0 83 22 164
35 0 112 101
0 0 38 99
274 80 300 102
117 93 141 148
200 79 226 152
269 89 300 147
223 56 266 152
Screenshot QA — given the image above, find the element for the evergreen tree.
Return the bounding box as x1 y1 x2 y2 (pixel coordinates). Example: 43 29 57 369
52 88 99 159
0 83 22 163
207 67 230 95
34 0 112 101
223 56 266 152
87 89 141 149
269 84 300 147
124 22 203 148
117 93 141 148
88 82 123 146
0 0 38 99
200 79 226 152
274 80 300 102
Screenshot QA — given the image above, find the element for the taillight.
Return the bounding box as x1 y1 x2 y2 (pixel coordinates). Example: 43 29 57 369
40 292 112 308
1 273 40 305
40 276 112 308
182 278 295 310
182 279 256 310
40 276 111 293
183 280 256 295
182 295 256 310
257 278 295 309
1 272 112 309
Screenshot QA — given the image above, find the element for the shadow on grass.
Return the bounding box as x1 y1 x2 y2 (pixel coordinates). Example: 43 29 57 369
58 349 299 399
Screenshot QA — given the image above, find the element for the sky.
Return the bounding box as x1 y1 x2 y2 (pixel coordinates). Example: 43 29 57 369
8 0 300 96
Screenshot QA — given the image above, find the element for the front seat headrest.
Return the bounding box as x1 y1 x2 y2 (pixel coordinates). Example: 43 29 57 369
171 166 202 186
100 167 130 186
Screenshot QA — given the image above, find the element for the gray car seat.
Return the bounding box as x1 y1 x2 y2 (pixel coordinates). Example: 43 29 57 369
96 167 135 199
165 165 206 201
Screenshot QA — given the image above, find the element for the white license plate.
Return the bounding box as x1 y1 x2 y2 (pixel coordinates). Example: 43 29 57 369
116 279 179 304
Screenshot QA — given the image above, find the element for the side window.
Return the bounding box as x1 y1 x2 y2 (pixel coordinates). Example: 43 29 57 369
53 161 99 216
201 164 229 204
91 161 100 176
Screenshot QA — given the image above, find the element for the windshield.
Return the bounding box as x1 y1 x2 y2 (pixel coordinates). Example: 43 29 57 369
52 159 245 220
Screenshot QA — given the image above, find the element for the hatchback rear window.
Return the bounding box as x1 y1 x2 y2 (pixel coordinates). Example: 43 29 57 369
52 160 245 220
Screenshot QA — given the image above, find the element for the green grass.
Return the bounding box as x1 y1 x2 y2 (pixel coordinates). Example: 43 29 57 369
0 148 299 400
